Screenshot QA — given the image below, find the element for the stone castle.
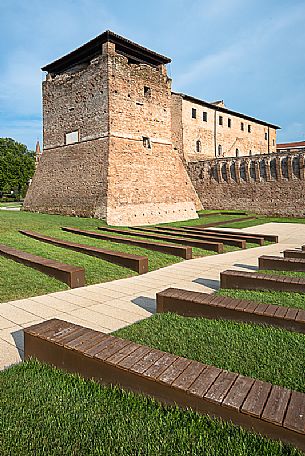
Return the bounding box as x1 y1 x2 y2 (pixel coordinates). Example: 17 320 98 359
25 30 295 224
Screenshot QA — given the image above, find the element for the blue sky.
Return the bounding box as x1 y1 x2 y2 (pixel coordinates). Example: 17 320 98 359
0 0 304 150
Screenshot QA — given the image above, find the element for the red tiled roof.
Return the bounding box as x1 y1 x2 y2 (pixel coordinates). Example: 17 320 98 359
277 141 305 149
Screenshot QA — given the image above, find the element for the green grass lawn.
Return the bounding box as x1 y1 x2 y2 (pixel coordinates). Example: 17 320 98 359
1 210 305 454
219 288 305 310
0 359 302 456
115 313 305 393
0 210 264 303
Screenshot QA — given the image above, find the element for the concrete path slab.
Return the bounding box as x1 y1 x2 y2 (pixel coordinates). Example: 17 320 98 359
1 222 305 370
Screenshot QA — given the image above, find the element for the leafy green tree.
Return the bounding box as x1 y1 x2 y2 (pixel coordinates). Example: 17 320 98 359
0 138 35 199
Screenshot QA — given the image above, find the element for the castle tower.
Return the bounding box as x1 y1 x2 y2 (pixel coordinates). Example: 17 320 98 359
24 31 200 225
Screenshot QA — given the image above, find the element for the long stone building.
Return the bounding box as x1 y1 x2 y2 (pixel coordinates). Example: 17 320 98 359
24 30 281 224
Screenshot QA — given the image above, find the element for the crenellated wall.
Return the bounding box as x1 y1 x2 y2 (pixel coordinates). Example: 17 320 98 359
187 151 305 217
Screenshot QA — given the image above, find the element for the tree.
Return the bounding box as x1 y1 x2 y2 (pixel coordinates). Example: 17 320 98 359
0 138 36 199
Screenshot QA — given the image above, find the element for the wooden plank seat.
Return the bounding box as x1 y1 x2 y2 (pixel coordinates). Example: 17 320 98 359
181 216 256 229
284 249 305 260
156 288 305 334
24 318 305 452
199 211 247 217
259 255 305 272
220 269 305 293
61 227 192 259
132 226 246 249
20 230 148 274
184 226 278 243
169 226 265 245
0 244 85 288
97 227 224 253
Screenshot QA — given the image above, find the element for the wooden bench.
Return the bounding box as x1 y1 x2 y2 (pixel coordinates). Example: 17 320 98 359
284 249 305 260
133 227 246 249
97 227 224 253
199 211 247 217
0 244 85 288
62 227 192 259
185 227 278 243
173 226 264 245
24 319 305 452
183 216 256 229
220 269 305 293
156 288 305 334
20 230 148 274
259 255 305 272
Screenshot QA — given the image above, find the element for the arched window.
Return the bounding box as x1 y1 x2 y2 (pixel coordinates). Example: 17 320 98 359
236 148 239 157
218 145 222 156
196 139 201 153
249 150 252 156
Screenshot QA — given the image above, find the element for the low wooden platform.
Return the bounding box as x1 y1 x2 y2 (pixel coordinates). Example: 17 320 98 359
133 226 246 248
259 255 305 272
156 288 305 334
0 244 85 288
62 227 192 259
24 319 305 452
199 211 247 217
174 226 265 245
220 269 305 293
183 216 256 229
98 227 224 253
185 227 278 243
284 249 305 260
20 230 148 274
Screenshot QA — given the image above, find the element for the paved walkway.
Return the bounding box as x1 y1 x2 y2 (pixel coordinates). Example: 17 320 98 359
1 222 305 370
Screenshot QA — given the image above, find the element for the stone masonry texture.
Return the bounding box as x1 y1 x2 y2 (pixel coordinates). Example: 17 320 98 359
24 39 200 225
187 152 305 217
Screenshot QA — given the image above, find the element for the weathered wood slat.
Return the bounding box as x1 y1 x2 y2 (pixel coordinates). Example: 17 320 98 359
61 227 192 259
24 319 305 452
20 229 148 274
97 227 224 253
284 249 305 260
133 226 246 248
182 216 256 229
156 288 305 334
0 244 85 288
183 226 278 243
259 255 305 272
220 269 305 294
170 226 264 245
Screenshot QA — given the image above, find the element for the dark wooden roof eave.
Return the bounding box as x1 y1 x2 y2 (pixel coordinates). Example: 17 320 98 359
173 92 281 130
42 30 171 75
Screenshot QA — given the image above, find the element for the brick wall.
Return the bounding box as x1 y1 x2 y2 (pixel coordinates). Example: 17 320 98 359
106 50 201 225
24 40 200 225
187 152 305 217
172 94 277 162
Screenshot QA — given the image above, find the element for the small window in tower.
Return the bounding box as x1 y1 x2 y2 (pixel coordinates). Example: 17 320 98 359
249 150 252 156
219 116 223 126
218 145 222 156
248 125 251 133
144 86 151 97
265 132 268 140
228 118 231 128
196 140 201 153
202 111 207 122
65 130 79 145
143 137 152 149
192 108 197 119
236 148 239 157
241 122 244 131
273 139 275 146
